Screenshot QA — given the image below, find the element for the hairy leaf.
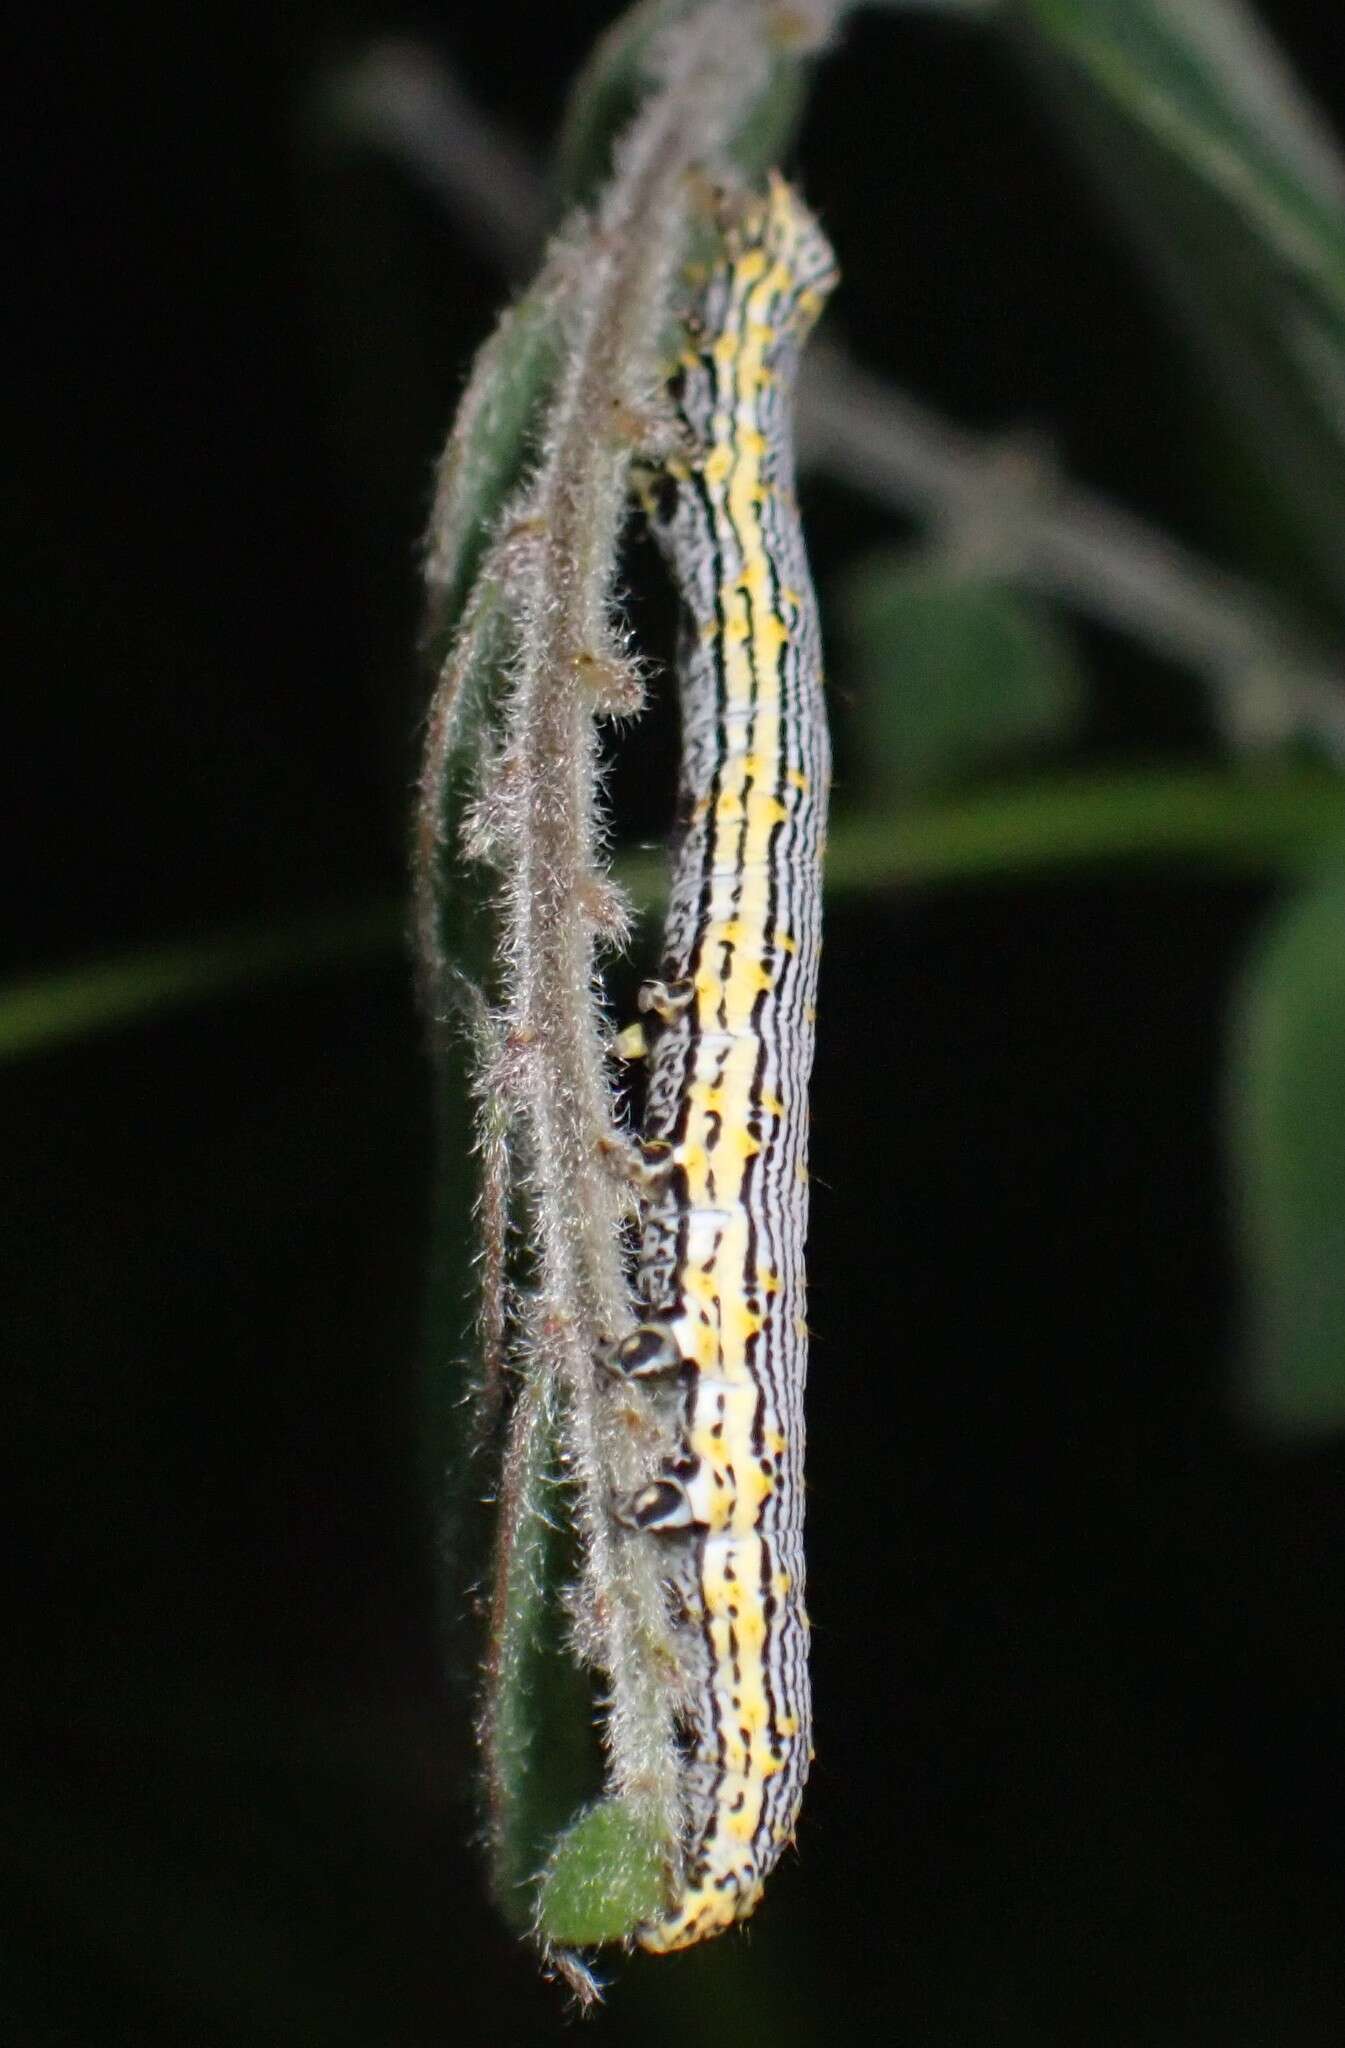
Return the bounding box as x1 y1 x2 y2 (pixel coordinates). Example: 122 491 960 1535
537 1796 668 1947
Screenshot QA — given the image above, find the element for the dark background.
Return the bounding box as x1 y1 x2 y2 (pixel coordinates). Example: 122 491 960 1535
9 4 1345 2041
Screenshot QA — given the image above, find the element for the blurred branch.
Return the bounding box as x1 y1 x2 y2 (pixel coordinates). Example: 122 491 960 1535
0 904 401 1063
620 766 1345 901
314 33 1345 757
799 341 1345 753
9 769 1342 1061
311 38 546 275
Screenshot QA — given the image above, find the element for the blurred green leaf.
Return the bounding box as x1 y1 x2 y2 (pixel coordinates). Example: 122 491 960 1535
1010 0 1345 614
837 553 1085 796
550 0 663 211
1230 857 1345 1434
0 904 400 1063
7 773 1344 1065
1019 0 1345 303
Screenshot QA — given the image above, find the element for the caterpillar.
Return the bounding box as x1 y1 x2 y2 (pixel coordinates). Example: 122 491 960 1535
609 174 837 1953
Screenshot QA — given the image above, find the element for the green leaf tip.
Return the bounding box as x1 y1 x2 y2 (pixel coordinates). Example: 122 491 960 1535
1230 857 1345 1437
536 1797 670 1948
838 552 1084 796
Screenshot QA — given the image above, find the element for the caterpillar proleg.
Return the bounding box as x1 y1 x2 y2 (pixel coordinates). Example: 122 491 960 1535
616 174 836 1953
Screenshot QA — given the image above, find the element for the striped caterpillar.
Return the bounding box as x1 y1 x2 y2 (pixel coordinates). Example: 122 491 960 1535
608 174 836 1953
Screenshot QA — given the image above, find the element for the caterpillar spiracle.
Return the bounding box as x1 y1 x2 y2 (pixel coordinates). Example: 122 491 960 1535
608 174 837 1954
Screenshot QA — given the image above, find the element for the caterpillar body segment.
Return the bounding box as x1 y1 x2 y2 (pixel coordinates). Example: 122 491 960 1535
626 174 836 1955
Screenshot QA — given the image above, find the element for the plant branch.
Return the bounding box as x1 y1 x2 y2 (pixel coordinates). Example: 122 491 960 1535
316 30 1345 755
798 340 1345 754
0 904 401 1063
9 770 1342 1063
310 38 547 275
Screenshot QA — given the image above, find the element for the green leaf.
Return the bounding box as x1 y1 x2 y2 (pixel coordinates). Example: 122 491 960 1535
550 0 667 212
416 577 519 1005
837 553 1084 797
1019 0 1345 303
421 296 564 675
1010 0 1345 614
1229 857 1345 1435
483 1381 602 1927
537 1795 668 1948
